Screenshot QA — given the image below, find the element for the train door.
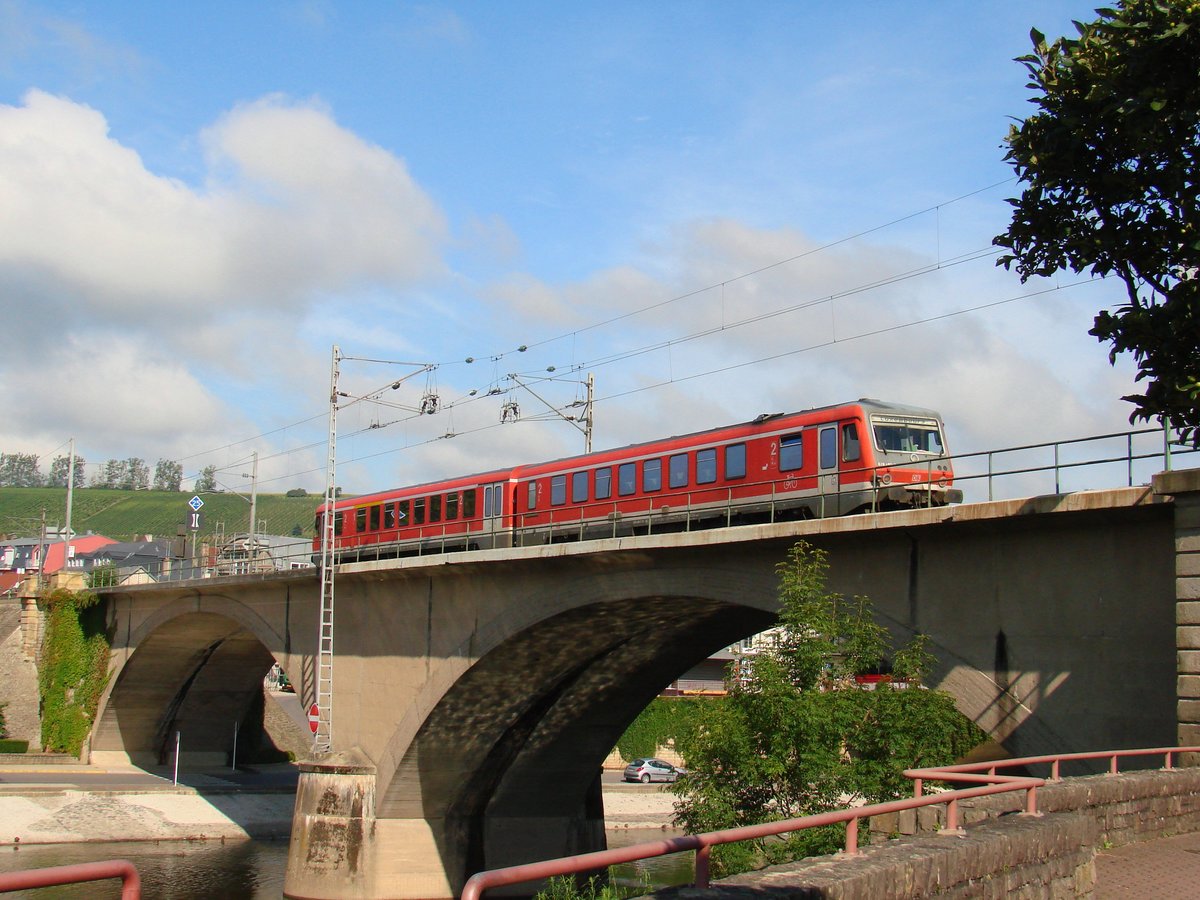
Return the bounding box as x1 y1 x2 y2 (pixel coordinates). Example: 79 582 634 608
482 481 506 547
818 426 840 515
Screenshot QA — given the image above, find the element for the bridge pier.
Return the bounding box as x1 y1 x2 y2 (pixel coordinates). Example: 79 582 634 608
1154 468 1200 763
284 751 607 899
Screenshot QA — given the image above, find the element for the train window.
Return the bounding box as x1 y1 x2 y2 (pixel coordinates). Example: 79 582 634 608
551 474 567 506
384 504 396 530
725 443 747 479
446 492 458 519
595 467 612 500
484 486 494 517
430 495 442 522
398 499 410 526
618 463 637 496
572 471 588 503
842 424 861 462
334 512 343 536
780 434 804 471
669 453 688 489
819 428 837 470
644 458 662 492
527 482 537 510
370 505 381 531
414 497 426 525
356 508 367 532
463 490 476 518
697 448 717 484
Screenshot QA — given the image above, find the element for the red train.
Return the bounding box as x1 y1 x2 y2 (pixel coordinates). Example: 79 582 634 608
315 399 962 562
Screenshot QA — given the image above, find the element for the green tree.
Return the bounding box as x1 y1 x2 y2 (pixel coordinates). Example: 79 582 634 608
671 542 982 877
193 465 218 493
994 0 1200 444
152 458 183 491
48 454 87 488
0 452 43 487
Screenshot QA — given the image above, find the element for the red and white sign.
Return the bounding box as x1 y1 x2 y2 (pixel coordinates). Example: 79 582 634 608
308 703 320 734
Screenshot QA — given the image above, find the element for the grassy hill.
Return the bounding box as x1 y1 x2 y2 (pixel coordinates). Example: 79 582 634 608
0 487 323 542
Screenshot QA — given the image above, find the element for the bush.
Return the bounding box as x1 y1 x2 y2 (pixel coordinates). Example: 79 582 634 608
0 739 29 753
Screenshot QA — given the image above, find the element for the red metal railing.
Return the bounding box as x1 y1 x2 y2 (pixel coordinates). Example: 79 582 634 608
460 745 1200 900
0 859 141 897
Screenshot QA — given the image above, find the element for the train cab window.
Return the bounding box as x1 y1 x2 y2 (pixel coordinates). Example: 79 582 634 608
551 474 567 506
669 453 689 489
446 492 458 520
819 428 837 470
430 495 442 523
725 443 747 479
618 463 637 496
414 497 426 525
369 505 381 531
643 458 662 492
526 482 537 510
398 499 410 526
780 434 804 471
842 424 861 462
463 490 477 518
355 508 367 532
595 467 612 500
697 448 717 484
572 471 588 503
334 512 344 536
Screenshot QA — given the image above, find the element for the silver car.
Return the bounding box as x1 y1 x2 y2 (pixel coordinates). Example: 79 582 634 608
623 758 686 783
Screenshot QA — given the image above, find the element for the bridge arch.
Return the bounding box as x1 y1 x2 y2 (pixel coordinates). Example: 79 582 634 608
92 596 287 766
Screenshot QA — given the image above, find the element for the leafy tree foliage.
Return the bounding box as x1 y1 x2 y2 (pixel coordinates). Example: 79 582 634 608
0 453 43 487
671 542 983 877
152 458 182 491
994 1 1200 444
47 454 88 489
194 464 218 493
122 457 149 491
93 459 126 489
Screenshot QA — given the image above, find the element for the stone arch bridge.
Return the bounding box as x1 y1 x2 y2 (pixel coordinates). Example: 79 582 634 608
89 470 1200 899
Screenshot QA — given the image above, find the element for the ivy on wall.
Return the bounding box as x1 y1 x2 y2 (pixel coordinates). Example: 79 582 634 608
615 697 706 762
38 588 111 756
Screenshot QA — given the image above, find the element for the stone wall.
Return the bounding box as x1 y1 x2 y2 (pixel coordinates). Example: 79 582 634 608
655 768 1200 899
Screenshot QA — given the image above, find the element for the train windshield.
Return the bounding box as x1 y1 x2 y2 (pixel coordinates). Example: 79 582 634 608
871 415 945 455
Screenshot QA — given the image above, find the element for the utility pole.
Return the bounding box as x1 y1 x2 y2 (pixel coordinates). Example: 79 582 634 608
64 438 75 574
505 371 595 453
315 345 340 753
247 451 258 570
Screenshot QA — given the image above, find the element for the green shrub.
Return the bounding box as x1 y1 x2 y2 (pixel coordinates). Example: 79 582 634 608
0 739 29 753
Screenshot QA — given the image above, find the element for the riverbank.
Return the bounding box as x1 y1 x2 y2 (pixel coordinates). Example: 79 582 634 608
0 766 677 845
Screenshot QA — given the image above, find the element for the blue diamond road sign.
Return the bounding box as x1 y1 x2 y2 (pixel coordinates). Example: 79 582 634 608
188 495 204 512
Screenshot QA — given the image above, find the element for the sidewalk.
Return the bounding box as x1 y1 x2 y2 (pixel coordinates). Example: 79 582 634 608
1095 830 1200 899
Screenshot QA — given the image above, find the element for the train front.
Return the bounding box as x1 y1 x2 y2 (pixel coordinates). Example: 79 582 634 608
864 408 963 509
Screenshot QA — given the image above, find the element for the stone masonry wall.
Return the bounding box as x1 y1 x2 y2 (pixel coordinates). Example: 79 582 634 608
655 768 1200 899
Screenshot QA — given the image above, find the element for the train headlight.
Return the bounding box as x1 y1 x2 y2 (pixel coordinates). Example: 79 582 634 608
879 472 892 486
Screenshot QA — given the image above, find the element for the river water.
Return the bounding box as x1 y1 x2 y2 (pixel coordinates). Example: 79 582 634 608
0 829 693 898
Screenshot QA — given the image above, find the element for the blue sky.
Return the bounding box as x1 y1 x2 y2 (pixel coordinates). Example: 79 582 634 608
0 1 1147 501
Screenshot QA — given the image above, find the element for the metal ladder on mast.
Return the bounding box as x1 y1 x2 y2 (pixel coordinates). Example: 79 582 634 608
314 345 340 753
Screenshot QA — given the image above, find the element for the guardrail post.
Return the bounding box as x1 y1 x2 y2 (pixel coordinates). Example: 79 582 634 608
1054 443 1061 494
845 816 859 855
694 845 712 889
1025 785 1040 816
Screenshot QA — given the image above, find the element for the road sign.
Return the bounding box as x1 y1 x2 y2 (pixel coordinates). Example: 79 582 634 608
308 703 320 734
188 495 204 512
186 511 204 531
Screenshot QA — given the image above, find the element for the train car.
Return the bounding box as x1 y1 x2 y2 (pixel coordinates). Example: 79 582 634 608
313 467 517 563
315 399 961 562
